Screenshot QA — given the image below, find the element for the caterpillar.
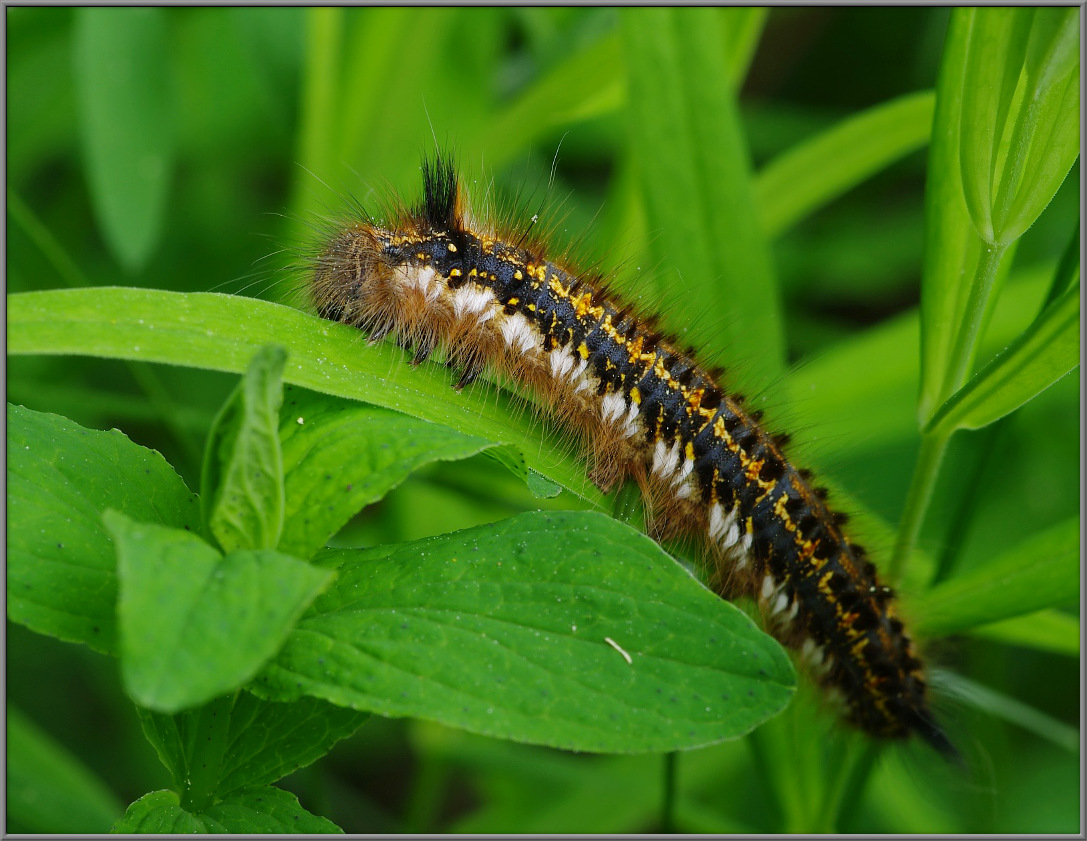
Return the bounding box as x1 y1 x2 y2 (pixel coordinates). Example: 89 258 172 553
307 154 957 759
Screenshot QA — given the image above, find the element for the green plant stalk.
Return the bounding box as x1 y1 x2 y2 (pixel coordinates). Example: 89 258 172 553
179 695 235 813
812 743 861 832
940 241 1011 406
290 7 342 228
402 749 450 834
660 751 677 833
890 430 951 584
895 238 1011 581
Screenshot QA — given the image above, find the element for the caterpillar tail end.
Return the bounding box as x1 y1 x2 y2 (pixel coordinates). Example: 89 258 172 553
912 713 963 767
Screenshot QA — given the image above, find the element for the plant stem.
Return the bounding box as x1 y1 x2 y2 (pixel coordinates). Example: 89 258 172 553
940 241 1010 416
660 751 677 833
402 747 449 834
895 239 1010 582
890 430 951 583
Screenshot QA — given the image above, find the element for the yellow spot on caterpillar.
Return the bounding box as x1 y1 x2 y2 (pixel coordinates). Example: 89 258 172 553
449 268 462 278
577 342 589 360
447 242 457 252
630 386 641 405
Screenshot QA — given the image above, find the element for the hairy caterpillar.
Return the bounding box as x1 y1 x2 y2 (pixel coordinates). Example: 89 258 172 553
306 154 957 758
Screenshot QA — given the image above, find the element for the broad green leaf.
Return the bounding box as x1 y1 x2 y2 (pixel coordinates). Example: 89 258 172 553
968 609 1079 657
256 510 795 753
105 511 332 712
7 403 200 655
911 517 1079 638
7 706 122 834
278 387 506 559
137 693 367 807
112 787 341 834
8 288 606 508
202 344 288 554
926 281 1079 433
622 8 784 386
72 8 173 272
757 91 936 238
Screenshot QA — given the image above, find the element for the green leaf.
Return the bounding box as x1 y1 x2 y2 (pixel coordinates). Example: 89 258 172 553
720 7 768 89
757 91 935 238
7 706 122 834
525 468 563 499
105 511 332 712
112 786 342 834
72 8 173 272
255 510 795 754
941 673 1079 752
994 10 1080 243
1041 219 1082 312
918 9 985 422
278 387 508 558
622 8 784 385
137 693 367 808
926 281 1079 433
202 344 288 554
8 288 606 508
967 609 1079 657
956 7 1033 243
7 403 200 655
912 517 1079 638
957 8 1080 245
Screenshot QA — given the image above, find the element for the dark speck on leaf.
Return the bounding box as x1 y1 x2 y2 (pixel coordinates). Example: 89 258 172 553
57 543 63 549
747 690 754 697
346 484 353 491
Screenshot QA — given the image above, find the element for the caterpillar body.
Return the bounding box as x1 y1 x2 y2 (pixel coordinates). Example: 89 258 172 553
309 155 956 758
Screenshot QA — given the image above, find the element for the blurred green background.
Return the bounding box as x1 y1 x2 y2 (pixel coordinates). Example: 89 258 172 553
7 7 1079 833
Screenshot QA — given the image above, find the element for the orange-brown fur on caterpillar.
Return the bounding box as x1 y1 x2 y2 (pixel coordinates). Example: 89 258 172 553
309 155 957 759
